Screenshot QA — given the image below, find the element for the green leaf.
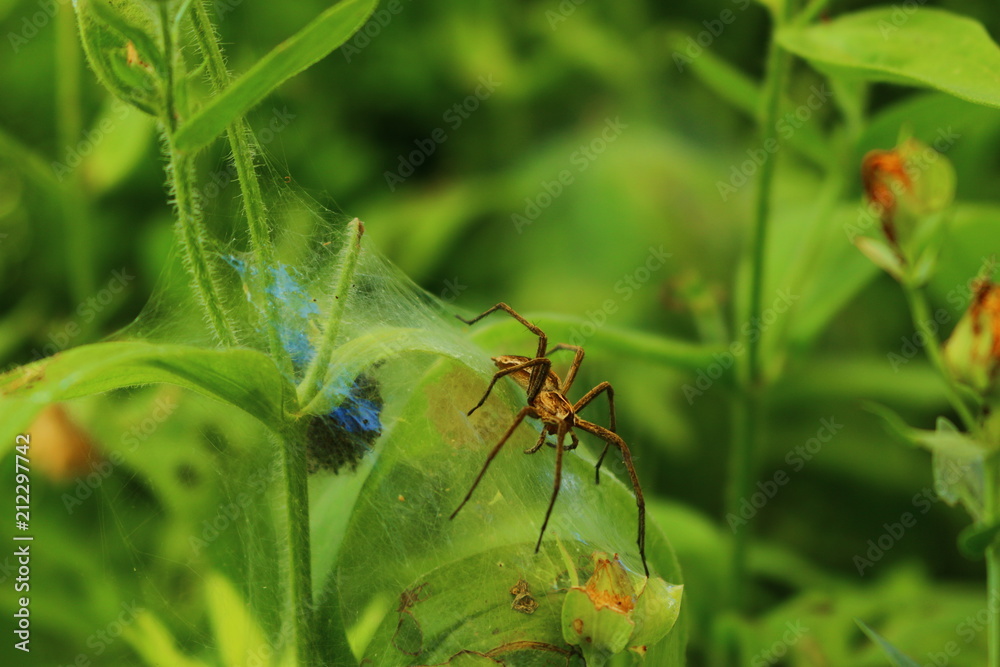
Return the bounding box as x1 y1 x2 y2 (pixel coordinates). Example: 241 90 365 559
0 342 294 449
204 572 271 666
122 611 212 667
330 358 685 663
778 8 1000 109
173 0 378 153
74 0 162 115
855 618 921 667
84 0 164 76
864 402 985 457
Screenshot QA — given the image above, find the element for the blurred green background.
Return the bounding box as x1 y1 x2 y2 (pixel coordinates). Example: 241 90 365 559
5 0 1000 664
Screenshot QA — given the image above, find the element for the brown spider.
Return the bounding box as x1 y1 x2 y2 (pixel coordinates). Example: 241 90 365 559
449 303 648 576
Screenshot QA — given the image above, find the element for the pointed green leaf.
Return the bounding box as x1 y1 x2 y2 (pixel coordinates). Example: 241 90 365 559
778 9 1000 109
173 0 378 152
0 342 294 450
855 618 921 667
122 611 212 667
863 401 918 444
204 572 271 666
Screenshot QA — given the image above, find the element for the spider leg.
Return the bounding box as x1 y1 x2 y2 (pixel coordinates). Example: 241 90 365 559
467 357 552 417
450 406 535 521
544 343 585 394
572 382 616 483
575 418 648 576
456 303 548 398
567 431 580 450
535 421 569 554
524 427 548 454
543 430 579 451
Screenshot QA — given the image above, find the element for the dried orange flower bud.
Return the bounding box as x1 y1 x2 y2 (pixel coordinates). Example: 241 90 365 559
861 149 911 245
855 137 956 284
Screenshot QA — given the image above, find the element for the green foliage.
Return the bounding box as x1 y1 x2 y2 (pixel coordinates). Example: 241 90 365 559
173 0 378 152
779 8 1000 108
6 0 1000 665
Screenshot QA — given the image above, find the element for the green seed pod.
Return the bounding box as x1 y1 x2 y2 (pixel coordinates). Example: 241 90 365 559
944 281 1000 396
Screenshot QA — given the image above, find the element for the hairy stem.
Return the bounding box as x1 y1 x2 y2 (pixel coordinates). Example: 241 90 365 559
726 1 793 612
159 4 236 346
184 6 314 662
297 218 365 414
189 1 292 377
987 455 1000 667
276 426 316 666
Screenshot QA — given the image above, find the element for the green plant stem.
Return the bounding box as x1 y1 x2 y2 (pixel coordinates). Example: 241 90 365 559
186 8 315 661
158 4 236 347
902 282 998 664
986 455 1000 667
903 284 996 662
277 426 316 666
189 0 292 378
297 219 365 413
901 285 978 431
725 2 792 612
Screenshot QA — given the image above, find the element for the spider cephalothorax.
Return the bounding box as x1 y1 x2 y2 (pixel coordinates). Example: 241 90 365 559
449 302 648 576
